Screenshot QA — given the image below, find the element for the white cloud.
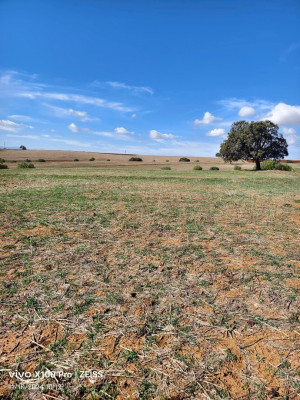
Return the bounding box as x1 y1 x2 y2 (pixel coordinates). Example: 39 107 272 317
0 119 33 131
206 128 226 137
131 113 137 118
193 112 222 126
114 127 134 135
261 103 300 126
149 129 176 141
105 81 154 95
68 122 79 133
282 127 296 135
286 136 298 145
238 106 255 117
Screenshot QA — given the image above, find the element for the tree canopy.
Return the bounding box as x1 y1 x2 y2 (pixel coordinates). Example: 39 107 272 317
218 120 288 170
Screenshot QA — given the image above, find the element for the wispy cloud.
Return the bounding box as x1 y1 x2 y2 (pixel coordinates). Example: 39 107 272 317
6 133 91 147
103 81 154 95
19 91 134 112
6 134 39 140
280 42 300 62
8 114 34 122
219 98 273 111
0 119 33 132
43 103 99 122
92 126 135 140
0 70 135 113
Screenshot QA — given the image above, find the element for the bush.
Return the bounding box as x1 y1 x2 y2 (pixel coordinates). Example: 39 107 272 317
210 166 219 170
37 158 45 162
0 158 5 163
193 165 202 170
89 157 95 161
234 165 241 170
179 157 190 162
106 159 110 161
254 160 294 171
129 157 143 161
161 166 171 170
18 161 35 169
74 158 79 162
286 160 293 163
194 160 199 163
166 160 169 162
0 164 8 169
152 160 156 162
25 158 32 162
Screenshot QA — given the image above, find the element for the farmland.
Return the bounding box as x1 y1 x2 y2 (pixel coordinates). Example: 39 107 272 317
0 152 299 399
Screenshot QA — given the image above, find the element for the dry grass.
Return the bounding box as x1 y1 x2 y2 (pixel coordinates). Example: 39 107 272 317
0 161 299 399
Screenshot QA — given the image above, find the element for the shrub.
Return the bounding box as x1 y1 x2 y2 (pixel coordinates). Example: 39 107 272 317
89 157 95 161
234 165 241 170
254 160 293 171
106 159 111 161
25 158 32 162
74 158 79 162
152 160 156 162
0 164 8 169
194 160 199 163
18 161 35 169
129 157 143 161
0 158 5 163
286 160 293 163
193 165 202 170
179 157 190 162
161 166 171 170
210 166 219 170
37 158 45 162
166 160 169 162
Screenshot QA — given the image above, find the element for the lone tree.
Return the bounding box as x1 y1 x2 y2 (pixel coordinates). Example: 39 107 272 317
19 145 27 150
218 120 288 170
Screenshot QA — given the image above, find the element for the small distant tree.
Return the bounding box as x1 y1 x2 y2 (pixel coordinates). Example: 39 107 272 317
218 120 288 170
179 157 190 162
20 145 27 150
129 157 143 161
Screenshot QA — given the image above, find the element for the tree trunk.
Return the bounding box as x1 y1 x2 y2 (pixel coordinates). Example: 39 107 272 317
255 159 261 170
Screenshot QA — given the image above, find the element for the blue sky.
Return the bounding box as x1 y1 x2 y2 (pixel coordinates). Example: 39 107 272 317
0 0 299 157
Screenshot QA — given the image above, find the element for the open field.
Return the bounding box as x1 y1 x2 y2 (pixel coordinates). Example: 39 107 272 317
0 149 241 171
0 161 299 399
